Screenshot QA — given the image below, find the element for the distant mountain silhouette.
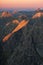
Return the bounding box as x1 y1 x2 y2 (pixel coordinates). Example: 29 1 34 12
18 15 27 20
12 11 18 14
36 8 43 12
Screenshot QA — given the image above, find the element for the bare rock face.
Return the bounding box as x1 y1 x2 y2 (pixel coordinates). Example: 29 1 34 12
1 11 12 17
12 20 19 24
32 12 43 19
32 9 43 19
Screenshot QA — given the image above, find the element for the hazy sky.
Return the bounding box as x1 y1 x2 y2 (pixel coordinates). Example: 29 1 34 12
0 0 43 10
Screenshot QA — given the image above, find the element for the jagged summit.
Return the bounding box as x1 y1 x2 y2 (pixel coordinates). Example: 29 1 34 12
32 9 43 19
36 8 41 12
1 11 12 17
12 10 18 14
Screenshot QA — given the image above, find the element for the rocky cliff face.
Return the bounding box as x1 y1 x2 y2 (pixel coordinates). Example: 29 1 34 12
32 9 43 19
1 11 12 17
32 12 43 19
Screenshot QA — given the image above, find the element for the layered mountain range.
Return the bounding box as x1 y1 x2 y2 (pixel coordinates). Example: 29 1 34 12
0 9 43 65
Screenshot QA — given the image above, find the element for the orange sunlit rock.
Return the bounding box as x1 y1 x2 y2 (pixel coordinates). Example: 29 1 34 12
32 12 43 19
12 20 29 33
2 20 29 42
3 33 12 42
1 11 12 17
6 20 19 26
12 20 19 24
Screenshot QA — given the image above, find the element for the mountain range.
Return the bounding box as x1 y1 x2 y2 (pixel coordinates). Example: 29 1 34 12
0 9 43 65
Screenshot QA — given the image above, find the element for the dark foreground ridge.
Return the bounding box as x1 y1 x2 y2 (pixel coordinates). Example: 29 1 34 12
0 10 43 65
